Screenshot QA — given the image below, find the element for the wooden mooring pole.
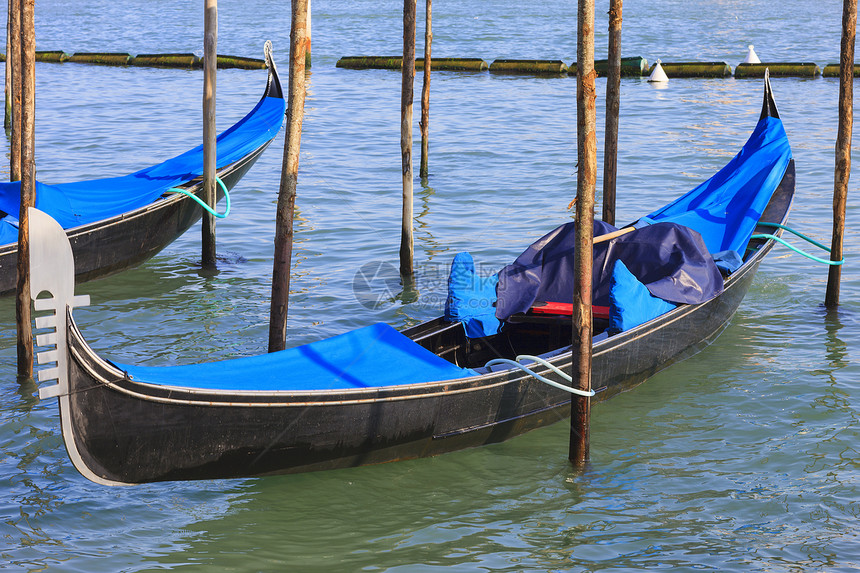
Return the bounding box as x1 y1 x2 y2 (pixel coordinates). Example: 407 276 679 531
16 0 35 379
602 0 622 226
4 0 11 130
268 2 309 353
570 0 597 468
8 0 21 180
201 0 218 268
825 0 856 308
306 0 312 68
400 0 417 281
419 0 431 179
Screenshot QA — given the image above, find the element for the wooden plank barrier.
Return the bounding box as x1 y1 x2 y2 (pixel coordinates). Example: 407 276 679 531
35 50 68 63
336 56 488 71
570 56 648 76
67 52 132 66
822 63 860 76
646 61 732 78
130 53 200 68
489 59 568 74
735 62 820 78
211 55 267 69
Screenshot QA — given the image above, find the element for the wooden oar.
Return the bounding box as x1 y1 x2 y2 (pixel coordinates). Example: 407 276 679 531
593 225 635 244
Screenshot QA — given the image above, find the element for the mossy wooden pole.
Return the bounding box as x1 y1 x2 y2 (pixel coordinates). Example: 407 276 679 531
16 0 35 379
4 0 11 130
268 1 309 352
602 0 622 226
306 0 312 68
826 0 856 308
201 0 217 268
570 0 596 468
400 0 416 281
419 0 431 179
8 0 21 180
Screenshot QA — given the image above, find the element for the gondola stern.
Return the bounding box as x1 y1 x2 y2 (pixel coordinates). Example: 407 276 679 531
28 207 131 487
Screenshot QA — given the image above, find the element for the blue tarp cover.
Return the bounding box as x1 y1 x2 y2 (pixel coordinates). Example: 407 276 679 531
117 322 477 391
495 221 725 320
0 94 285 246
494 112 791 321
645 116 792 255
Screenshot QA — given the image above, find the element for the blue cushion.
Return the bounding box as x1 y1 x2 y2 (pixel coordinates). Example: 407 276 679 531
609 260 677 334
713 249 744 275
444 252 502 338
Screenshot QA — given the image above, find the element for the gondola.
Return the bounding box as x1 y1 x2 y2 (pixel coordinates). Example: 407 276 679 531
28 75 794 485
0 42 285 295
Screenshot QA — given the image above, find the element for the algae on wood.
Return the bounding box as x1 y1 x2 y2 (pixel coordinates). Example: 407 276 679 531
735 62 820 78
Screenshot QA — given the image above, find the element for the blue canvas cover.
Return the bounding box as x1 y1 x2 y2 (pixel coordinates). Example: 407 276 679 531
0 94 285 241
645 116 792 255
117 322 477 391
495 221 724 320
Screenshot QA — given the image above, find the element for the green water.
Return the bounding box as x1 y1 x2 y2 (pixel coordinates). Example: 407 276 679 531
0 0 858 570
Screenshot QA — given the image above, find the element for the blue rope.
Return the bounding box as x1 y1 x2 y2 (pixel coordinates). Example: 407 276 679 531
167 176 230 219
751 221 843 266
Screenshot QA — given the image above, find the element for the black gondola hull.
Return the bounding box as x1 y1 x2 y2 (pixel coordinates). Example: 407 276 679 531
42 77 794 485
62 189 784 483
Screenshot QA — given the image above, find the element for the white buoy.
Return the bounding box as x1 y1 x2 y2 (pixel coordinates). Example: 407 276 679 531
743 45 761 64
648 59 668 82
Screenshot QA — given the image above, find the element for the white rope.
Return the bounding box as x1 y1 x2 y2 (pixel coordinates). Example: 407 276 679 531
484 354 596 397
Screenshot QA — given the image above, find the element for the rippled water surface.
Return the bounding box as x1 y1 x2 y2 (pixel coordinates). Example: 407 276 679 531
0 1 858 571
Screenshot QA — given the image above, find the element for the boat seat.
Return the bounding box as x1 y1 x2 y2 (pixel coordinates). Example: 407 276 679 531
529 301 610 320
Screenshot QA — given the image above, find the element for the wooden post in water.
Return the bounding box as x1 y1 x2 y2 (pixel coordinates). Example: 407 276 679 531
306 0 312 68
570 0 596 467
825 0 856 308
268 2 309 353
400 0 417 281
602 0 622 226
8 0 21 180
16 0 35 379
201 0 218 268
4 0 11 130
419 0 432 179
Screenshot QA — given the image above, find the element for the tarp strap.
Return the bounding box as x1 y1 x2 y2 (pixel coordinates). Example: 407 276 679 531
484 354 596 397
167 176 230 219
752 222 843 266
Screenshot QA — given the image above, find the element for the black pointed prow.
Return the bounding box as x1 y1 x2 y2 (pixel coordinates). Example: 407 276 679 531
760 69 780 120
263 41 284 100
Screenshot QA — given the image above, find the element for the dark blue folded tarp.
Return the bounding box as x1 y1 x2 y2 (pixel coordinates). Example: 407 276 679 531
0 94 285 242
118 322 476 391
495 221 724 320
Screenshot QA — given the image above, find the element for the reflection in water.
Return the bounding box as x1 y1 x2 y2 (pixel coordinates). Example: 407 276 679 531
822 306 848 369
